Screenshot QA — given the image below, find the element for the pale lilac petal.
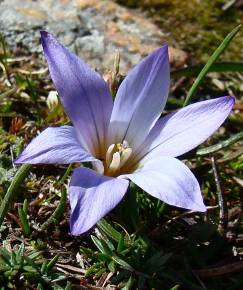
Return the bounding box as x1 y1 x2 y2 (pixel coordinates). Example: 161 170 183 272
15 126 96 164
108 45 170 150
41 31 113 156
120 156 206 212
136 96 234 162
69 167 129 235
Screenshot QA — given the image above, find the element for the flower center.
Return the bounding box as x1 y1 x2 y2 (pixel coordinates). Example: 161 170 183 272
105 140 132 175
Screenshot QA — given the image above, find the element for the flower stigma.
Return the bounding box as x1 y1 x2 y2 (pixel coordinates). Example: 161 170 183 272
105 140 132 176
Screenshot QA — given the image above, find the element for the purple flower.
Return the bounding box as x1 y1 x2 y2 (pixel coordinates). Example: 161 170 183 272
15 31 234 235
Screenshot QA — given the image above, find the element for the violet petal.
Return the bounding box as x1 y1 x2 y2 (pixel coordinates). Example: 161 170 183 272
41 31 113 156
15 126 96 164
109 45 170 150
69 167 129 235
120 156 206 212
136 96 234 162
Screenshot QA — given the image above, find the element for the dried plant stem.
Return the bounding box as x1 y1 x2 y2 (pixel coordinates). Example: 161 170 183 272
211 157 228 235
194 260 243 278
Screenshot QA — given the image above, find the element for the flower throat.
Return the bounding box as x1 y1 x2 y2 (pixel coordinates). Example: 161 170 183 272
105 140 132 175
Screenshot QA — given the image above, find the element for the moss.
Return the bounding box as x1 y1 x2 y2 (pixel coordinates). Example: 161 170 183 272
117 0 243 62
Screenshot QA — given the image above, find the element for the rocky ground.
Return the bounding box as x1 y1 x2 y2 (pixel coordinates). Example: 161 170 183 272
0 0 187 74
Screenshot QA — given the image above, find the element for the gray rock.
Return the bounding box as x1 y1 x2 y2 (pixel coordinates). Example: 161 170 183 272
0 0 186 72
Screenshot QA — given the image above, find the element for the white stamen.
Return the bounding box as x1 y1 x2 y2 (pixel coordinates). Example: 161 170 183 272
105 140 132 175
108 152 121 173
120 147 132 168
106 143 115 167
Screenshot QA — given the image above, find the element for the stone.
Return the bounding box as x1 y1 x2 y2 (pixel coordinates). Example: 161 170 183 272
0 0 188 73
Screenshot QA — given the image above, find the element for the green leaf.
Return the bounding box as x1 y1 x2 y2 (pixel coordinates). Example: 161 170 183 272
41 189 67 230
96 252 112 262
85 262 102 278
41 261 47 275
15 244 24 256
0 265 10 272
23 265 38 272
24 255 39 271
91 235 113 257
170 285 180 290
0 168 8 185
121 275 134 290
108 260 116 273
46 255 59 272
18 206 31 237
183 24 241 106
64 282 72 290
95 267 106 279
4 269 18 277
0 164 31 227
15 244 24 266
97 219 121 242
10 251 17 266
28 251 43 260
144 252 172 272
117 233 125 253
79 246 94 256
0 248 11 266
112 255 134 272
23 199 29 215
100 232 115 251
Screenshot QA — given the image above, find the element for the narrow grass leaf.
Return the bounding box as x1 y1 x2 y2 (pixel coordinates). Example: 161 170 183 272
172 62 243 78
117 233 125 253
23 199 28 214
41 189 67 230
112 255 134 272
18 206 31 237
183 24 241 106
46 255 59 272
0 249 11 266
97 219 121 242
121 275 134 290
91 235 113 257
108 260 116 272
197 130 243 156
0 164 31 227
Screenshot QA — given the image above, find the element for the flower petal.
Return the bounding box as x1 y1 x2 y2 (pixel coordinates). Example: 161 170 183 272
69 167 129 235
136 96 234 162
108 45 170 149
41 31 113 156
15 126 96 164
120 156 206 212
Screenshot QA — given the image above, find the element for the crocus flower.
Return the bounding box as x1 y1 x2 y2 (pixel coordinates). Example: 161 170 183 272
15 31 234 235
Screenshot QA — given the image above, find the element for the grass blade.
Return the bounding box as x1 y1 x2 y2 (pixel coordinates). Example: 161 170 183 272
196 130 243 156
183 25 241 107
0 164 31 227
97 219 121 242
18 205 31 237
172 62 243 78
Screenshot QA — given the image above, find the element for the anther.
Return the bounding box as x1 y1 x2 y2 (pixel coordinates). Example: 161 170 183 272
120 147 132 168
106 143 116 167
105 140 132 175
108 152 121 173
